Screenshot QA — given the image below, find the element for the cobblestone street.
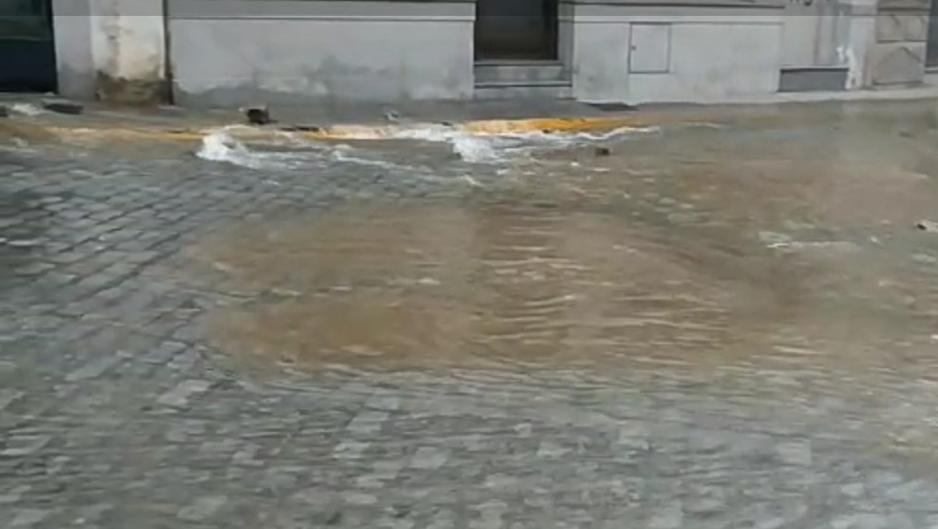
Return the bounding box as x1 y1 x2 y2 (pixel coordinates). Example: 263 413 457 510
5 100 938 528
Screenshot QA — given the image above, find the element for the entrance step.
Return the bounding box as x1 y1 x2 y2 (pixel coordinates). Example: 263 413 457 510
474 61 572 99
474 80 573 100
474 60 568 85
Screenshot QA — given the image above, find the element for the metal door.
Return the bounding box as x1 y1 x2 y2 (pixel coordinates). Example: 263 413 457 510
0 0 56 92
475 0 557 60
929 7 938 67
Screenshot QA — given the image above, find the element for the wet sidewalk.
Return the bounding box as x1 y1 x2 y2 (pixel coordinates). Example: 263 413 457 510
4 99 938 528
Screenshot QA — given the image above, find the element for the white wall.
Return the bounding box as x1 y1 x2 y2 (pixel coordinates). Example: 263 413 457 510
844 5 877 89
571 20 631 102
779 0 878 89
572 9 784 103
628 20 783 102
167 0 474 106
91 1 164 81
52 0 95 97
53 0 166 102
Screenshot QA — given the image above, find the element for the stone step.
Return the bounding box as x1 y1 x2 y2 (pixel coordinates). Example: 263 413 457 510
474 60 568 85
474 80 573 100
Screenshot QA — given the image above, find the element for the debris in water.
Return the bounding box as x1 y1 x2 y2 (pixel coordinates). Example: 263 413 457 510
41 98 83 115
243 105 271 125
461 174 483 187
916 220 938 232
588 102 638 112
595 146 612 157
0 105 7 118
758 231 792 247
280 124 321 133
7 239 43 248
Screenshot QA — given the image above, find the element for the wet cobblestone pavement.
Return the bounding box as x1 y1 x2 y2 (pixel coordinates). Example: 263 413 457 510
5 101 938 528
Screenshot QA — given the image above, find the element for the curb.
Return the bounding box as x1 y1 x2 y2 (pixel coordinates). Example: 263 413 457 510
42 116 644 145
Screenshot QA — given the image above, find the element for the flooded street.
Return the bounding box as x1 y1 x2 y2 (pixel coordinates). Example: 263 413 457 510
5 100 938 527
194 102 938 378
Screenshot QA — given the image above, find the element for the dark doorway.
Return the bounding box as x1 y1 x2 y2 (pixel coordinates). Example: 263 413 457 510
475 0 557 60
0 0 56 92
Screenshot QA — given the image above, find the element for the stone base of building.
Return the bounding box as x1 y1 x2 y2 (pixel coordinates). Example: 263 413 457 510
39 0 937 106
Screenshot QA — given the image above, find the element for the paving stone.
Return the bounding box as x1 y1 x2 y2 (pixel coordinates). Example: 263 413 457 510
141 342 186 365
333 441 370 461
0 389 23 412
157 379 212 407
346 411 389 435
0 112 938 529
775 441 813 466
9 508 50 527
536 440 570 458
647 502 683 529
65 356 121 382
1 435 52 457
177 495 227 521
344 492 379 506
409 447 449 470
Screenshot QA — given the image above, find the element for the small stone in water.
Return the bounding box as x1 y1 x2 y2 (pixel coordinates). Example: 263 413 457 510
41 98 83 115
243 106 271 125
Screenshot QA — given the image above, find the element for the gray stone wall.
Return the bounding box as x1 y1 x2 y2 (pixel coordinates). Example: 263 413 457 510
167 0 475 106
568 1 785 103
52 0 931 105
51 0 95 99
51 0 167 103
870 0 929 85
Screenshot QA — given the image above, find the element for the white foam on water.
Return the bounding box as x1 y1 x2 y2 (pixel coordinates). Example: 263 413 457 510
196 122 657 169
11 103 44 116
451 135 504 163
393 125 507 163
197 128 428 173
398 124 658 163
331 145 422 171
683 122 726 130
397 125 458 143
198 128 335 170
197 129 270 169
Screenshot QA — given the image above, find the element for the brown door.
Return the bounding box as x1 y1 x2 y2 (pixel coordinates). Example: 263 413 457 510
475 0 557 60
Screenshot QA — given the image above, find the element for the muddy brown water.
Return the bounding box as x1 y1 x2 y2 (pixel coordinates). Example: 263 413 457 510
189 101 938 381
197 203 782 370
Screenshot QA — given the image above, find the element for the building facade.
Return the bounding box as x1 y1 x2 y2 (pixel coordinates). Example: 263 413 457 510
0 0 934 105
